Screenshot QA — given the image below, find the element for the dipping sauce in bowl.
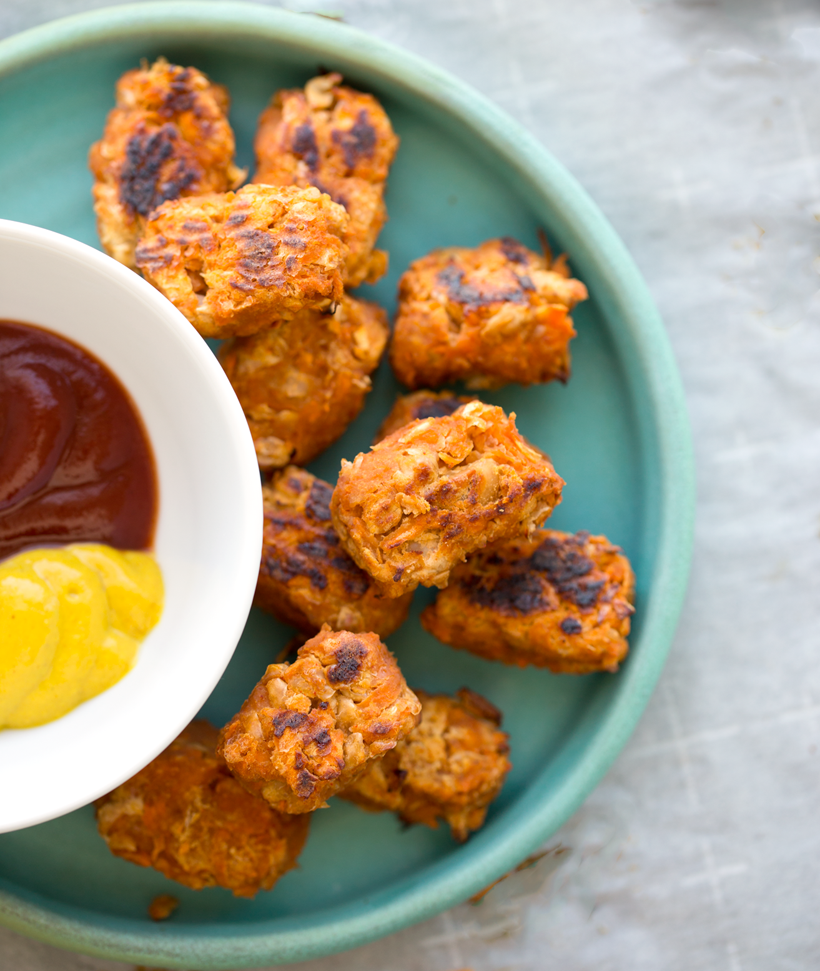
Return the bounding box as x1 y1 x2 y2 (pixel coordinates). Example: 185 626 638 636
0 319 157 559
0 319 163 730
0 217 261 834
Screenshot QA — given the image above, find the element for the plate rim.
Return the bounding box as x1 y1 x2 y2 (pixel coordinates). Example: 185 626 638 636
0 2 696 967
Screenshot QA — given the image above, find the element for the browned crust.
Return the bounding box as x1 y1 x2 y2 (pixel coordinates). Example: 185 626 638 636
89 58 245 269
373 390 477 445
254 466 412 637
252 72 399 286
340 688 512 841
135 183 349 338
389 237 588 390
95 720 310 898
217 628 421 814
219 295 388 471
421 529 635 673
330 401 564 597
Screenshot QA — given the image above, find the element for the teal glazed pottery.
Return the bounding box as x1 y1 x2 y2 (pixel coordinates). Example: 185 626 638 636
0 3 694 967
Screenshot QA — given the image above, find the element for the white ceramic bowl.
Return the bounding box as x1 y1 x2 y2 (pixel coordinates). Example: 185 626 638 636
0 219 262 833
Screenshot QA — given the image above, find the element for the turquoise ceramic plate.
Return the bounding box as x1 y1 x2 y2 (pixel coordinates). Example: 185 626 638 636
0 3 694 967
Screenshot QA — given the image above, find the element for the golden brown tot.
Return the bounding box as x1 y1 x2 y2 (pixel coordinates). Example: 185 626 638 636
421 529 635 673
373 390 476 444
135 184 349 338
253 72 399 286
219 295 388 470
95 721 310 898
330 401 564 597
255 467 412 637
89 58 244 269
341 688 511 841
389 237 588 389
217 628 421 814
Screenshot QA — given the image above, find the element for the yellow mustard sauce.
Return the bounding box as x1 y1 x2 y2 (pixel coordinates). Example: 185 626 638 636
0 543 163 729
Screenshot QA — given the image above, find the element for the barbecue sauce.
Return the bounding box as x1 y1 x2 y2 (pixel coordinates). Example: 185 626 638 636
0 320 157 558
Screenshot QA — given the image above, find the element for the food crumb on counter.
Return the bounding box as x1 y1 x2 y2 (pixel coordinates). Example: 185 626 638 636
147 894 179 921
468 847 568 903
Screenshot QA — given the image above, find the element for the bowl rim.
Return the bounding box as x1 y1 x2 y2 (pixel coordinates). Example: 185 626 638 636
0 3 696 967
0 216 264 833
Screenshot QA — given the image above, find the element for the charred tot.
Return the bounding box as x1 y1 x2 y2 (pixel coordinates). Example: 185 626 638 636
332 111 377 169
261 545 328 591
272 710 310 737
560 617 583 635
464 572 547 616
159 72 197 116
305 480 333 522
327 640 367 684
437 263 528 307
292 122 320 170
234 229 277 276
298 540 333 561
338 565 371 598
294 769 317 798
121 125 198 215
260 496 372 597
531 534 605 608
313 729 332 748
414 397 465 421
499 235 531 264
463 533 609 616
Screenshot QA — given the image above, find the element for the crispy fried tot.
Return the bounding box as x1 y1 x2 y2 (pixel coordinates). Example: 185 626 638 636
373 390 477 445
219 295 388 470
255 467 412 637
95 721 309 898
341 688 511 841
390 237 588 389
89 58 245 269
421 529 635 673
135 184 349 338
253 72 399 286
218 628 421 814
330 401 564 597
